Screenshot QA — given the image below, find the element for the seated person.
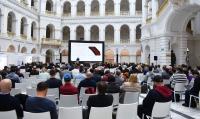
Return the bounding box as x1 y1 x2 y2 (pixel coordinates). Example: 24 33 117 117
46 69 62 88
86 81 113 119
60 73 78 95
137 75 172 119
25 82 58 119
6 66 20 88
106 75 120 93
0 79 23 119
183 70 200 108
29 66 39 76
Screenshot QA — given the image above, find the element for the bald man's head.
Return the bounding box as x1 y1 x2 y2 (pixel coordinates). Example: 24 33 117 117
0 79 12 94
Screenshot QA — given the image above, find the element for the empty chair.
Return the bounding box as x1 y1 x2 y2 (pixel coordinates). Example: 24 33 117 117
58 106 82 119
0 110 17 119
109 93 119 106
26 88 37 97
123 92 139 104
59 94 79 107
81 94 96 107
23 111 50 119
10 88 21 96
116 103 138 119
144 101 171 119
15 83 27 93
89 106 113 119
46 95 56 104
47 88 59 99
173 83 186 102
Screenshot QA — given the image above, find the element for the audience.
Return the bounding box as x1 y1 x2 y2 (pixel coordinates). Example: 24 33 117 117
106 75 120 93
137 75 172 118
60 73 78 95
0 79 23 119
25 82 58 119
6 66 20 88
45 69 62 88
114 70 124 86
121 74 141 92
38 66 50 81
29 66 39 76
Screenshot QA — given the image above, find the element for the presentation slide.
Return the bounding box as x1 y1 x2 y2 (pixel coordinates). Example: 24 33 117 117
69 41 104 62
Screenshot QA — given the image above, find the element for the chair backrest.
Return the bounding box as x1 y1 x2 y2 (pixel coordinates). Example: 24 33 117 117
0 110 17 119
163 79 170 85
58 106 83 119
174 83 185 92
47 88 59 99
79 87 88 100
137 73 144 83
89 106 113 119
123 92 139 104
26 88 37 97
24 111 50 119
15 83 27 93
109 93 119 106
151 101 171 118
10 88 21 96
116 103 138 119
81 94 96 107
46 95 56 104
59 94 79 107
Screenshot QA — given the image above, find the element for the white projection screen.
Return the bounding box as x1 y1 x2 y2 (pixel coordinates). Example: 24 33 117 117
69 41 105 63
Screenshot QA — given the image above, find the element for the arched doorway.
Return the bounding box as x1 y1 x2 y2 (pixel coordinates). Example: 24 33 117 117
145 45 150 65
46 49 54 63
20 17 27 37
31 48 37 54
63 1 71 16
91 0 99 16
7 12 16 34
46 0 53 12
76 25 84 40
77 1 85 16
120 49 130 63
105 0 114 15
90 25 99 41
62 26 70 41
120 0 129 15
120 25 130 44
136 24 141 42
46 24 55 39
7 45 15 53
21 47 27 53
105 49 114 63
31 22 37 40
61 49 68 63
105 25 114 44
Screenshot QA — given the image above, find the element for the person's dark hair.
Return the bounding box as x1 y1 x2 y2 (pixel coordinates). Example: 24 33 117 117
191 70 200 76
152 75 163 83
115 70 121 76
177 68 183 73
49 69 56 76
37 82 48 91
104 70 110 75
108 75 115 82
97 81 108 94
10 66 16 72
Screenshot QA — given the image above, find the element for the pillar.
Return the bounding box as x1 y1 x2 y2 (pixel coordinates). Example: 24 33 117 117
114 2 120 16
85 4 91 16
159 37 171 66
99 27 105 41
71 3 77 17
114 27 120 44
142 0 148 24
70 27 76 40
130 0 136 16
100 1 105 16
152 0 158 21
130 27 136 44
85 27 90 41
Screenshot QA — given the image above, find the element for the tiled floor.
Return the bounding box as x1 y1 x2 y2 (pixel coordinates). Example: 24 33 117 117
139 94 200 119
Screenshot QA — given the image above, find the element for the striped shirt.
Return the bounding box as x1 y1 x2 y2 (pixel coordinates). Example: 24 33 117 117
170 73 188 88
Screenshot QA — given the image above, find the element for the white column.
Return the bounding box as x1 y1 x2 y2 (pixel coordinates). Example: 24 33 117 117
85 27 90 41
70 27 76 40
100 2 105 16
159 37 171 66
142 0 148 24
114 27 120 44
85 4 91 16
152 0 158 21
99 27 105 41
179 37 187 65
26 22 31 40
1 14 7 34
71 3 77 17
130 0 136 16
130 27 136 44
15 18 20 37
114 2 120 16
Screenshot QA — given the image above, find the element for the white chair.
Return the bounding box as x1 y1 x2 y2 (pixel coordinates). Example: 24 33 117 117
81 94 96 107
23 111 50 119
0 110 17 119
116 103 138 119
15 83 27 93
123 92 139 104
137 73 144 83
26 88 37 97
89 106 113 119
47 88 59 99
173 83 186 102
59 94 79 107
109 93 119 107
58 106 83 119
46 95 57 104
189 91 200 108
143 101 171 119
10 88 21 96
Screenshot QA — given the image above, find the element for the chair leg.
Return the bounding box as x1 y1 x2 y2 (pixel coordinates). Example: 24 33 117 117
174 92 176 103
189 95 192 108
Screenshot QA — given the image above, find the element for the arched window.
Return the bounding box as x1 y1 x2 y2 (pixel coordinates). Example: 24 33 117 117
31 48 37 54
46 24 55 39
136 24 141 41
31 22 37 40
7 45 16 53
7 12 16 34
76 26 84 40
105 25 114 43
46 0 53 12
136 0 142 12
120 25 130 44
20 17 27 36
91 0 99 16
105 0 114 16
120 0 129 15
21 47 27 53
62 26 70 41
63 1 71 16
77 1 85 16
90 25 99 41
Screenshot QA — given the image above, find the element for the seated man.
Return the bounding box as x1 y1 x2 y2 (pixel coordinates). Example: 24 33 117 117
0 79 23 119
46 69 62 88
60 73 78 95
106 75 120 93
86 81 113 119
25 82 58 119
137 75 172 118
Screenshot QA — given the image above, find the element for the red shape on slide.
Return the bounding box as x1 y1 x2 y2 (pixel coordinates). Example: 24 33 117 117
89 46 101 56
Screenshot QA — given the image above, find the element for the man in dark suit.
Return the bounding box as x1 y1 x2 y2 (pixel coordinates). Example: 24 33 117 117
137 75 172 118
45 69 62 88
183 70 200 107
86 81 113 119
0 79 23 119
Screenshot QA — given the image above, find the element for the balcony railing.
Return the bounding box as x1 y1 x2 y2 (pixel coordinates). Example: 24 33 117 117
7 32 16 37
20 34 27 40
77 12 85 16
135 11 142 15
45 10 56 15
105 12 114 16
41 38 62 46
91 12 100 16
120 39 130 44
120 11 130 16
63 13 71 17
105 40 114 44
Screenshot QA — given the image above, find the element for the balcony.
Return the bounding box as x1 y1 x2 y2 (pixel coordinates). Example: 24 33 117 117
91 12 100 16
7 32 16 37
41 38 61 46
120 39 130 44
77 12 85 16
105 12 114 16
20 34 27 40
45 10 56 15
136 11 142 15
63 13 71 17
120 11 130 16
105 40 114 45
